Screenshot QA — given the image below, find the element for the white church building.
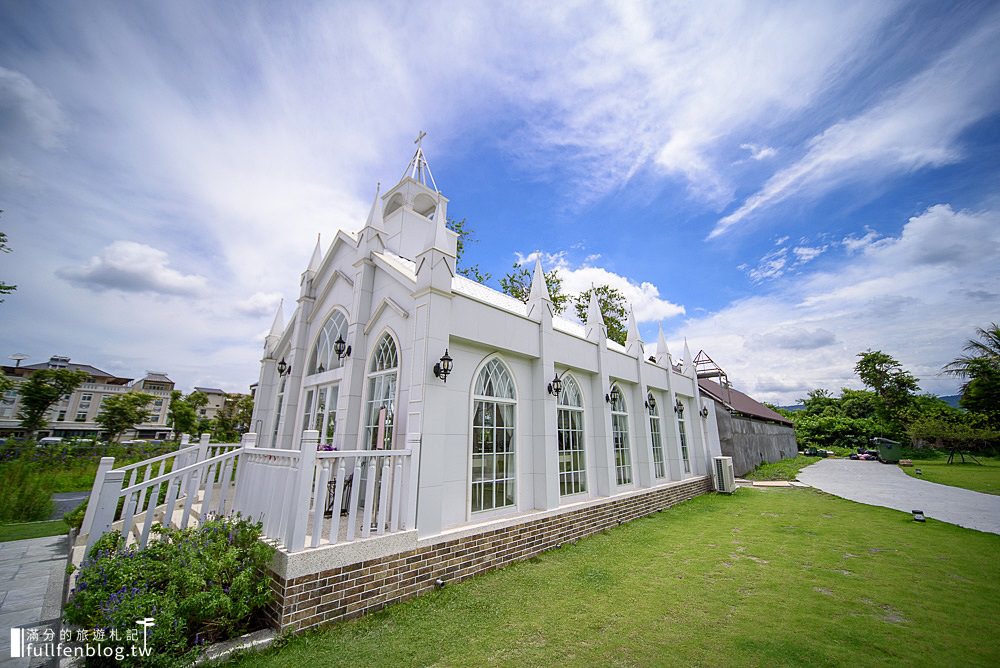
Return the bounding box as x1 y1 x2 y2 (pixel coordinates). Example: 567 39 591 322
239 141 725 629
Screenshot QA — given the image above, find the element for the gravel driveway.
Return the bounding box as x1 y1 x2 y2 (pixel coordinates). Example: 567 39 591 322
796 459 1000 535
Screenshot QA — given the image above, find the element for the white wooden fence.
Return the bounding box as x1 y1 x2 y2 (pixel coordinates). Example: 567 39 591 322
80 430 418 555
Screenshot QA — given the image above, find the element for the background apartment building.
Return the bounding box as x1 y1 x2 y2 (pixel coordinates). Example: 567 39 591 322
0 355 175 440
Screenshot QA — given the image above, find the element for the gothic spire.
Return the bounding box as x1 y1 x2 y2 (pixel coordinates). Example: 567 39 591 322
655 323 672 366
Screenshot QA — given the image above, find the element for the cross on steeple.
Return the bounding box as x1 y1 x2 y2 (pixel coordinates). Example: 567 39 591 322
402 131 438 192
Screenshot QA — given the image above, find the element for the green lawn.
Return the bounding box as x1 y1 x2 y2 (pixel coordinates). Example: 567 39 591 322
901 456 1000 495
0 520 68 542
743 454 821 481
225 489 1000 667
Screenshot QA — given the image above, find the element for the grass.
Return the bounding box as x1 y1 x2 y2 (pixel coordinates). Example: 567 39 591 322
226 489 1000 667
743 454 821 481
901 456 1000 495
0 519 68 542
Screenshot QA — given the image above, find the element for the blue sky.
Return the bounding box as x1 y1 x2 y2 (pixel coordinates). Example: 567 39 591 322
1 0 998 403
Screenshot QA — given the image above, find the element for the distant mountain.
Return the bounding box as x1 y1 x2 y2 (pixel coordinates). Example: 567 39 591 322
779 404 804 412
937 395 961 408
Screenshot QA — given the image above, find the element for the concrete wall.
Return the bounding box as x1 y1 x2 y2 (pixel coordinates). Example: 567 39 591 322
714 404 797 476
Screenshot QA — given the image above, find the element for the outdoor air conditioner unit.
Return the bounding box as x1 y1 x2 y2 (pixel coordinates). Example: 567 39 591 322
713 456 736 494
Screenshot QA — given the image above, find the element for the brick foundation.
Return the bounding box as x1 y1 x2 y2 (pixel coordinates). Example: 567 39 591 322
266 476 711 632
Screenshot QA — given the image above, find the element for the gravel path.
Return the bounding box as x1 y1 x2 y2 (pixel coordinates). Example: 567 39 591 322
797 459 1000 535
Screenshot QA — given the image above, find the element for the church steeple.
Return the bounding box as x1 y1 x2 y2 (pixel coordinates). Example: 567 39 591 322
625 306 642 357
585 289 606 342
401 130 438 192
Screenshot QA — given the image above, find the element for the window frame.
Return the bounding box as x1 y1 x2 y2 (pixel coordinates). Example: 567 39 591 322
469 356 518 515
557 373 587 497
610 383 632 486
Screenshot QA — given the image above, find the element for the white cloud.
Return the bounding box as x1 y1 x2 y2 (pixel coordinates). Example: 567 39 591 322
746 248 788 283
236 291 283 318
522 251 685 323
842 227 881 254
792 245 826 264
680 204 1000 403
712 17 1000 237
739 143 777 161
57 241 207 296
507 1 898 206
0 66 65 150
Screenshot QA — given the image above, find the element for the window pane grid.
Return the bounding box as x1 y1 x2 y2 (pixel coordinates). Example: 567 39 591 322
678 410 691 473
558 407 586 496
312 311 348 374
611 385 632 486
471 399 516 512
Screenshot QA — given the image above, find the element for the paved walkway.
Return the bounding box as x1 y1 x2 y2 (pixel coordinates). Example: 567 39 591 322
0 535 68 667
48 494 89 522
797 459 1000 535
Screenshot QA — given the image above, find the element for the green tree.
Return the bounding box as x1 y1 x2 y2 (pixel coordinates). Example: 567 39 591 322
499 263 569 314
446 218 492 284
573 285 628 346
97 392 154 443
167 390 197 438
16 368 90 436
944 322 1000 427
1 213 16 302
214 393 255 441
854 350 919 421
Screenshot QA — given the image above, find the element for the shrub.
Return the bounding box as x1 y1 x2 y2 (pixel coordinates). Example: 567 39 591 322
64 499 88 531
64 515 274 666
0 459 54 522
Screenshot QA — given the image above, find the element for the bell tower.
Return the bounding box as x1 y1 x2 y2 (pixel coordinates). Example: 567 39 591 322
380 131 451 261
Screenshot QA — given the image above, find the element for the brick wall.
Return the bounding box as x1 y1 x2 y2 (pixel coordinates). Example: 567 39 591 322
266 476 711 632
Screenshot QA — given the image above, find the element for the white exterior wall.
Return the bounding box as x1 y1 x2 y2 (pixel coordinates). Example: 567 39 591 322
251 171 722 541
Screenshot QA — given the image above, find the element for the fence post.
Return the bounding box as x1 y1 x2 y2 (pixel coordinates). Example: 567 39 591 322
80 457 115 540
84 470 126 555
404 434 421 531
197 433 210 462
232 432 255 514
285 430 319 552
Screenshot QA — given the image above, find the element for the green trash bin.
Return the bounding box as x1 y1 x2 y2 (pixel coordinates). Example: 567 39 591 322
872 437 901 464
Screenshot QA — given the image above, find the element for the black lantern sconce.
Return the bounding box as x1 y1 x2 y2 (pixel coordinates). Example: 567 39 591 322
547 372 563 397
433 349 453 382
644 394 657 411
334 335 352 361
700 405 710 418
605 386 622 405
674 398 685 415
277 357 292 377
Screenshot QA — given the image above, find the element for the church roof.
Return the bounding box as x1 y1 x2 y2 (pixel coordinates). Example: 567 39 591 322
698 378 792 425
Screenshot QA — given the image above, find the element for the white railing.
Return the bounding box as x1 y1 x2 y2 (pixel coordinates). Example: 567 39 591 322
231 430 416 553
80 434 244 553
80 430 419 555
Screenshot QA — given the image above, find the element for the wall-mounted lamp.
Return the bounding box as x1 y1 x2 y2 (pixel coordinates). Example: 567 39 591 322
644 394 657 411
433 349 453 382
547 372 563 397
277 357 292 377
334 336 352 360
674 398 685 415
700 405 710 418
605 386 622 405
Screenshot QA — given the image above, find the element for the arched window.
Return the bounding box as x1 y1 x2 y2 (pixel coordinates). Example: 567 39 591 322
363 333 398 450
648 392 666 479
311 310 348 374
677 397 691 474
471 358 516 513
557 375 586 496
270 375 286 448
610 383 632 485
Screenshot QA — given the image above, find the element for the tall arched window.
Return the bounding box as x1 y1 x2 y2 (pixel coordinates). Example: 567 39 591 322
677 397 691 474
557 375 586 496
363 333 398 450
471 358 516 513
311 310 348 374
270 375 286 448
610 384 632 485
648 392 666 479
